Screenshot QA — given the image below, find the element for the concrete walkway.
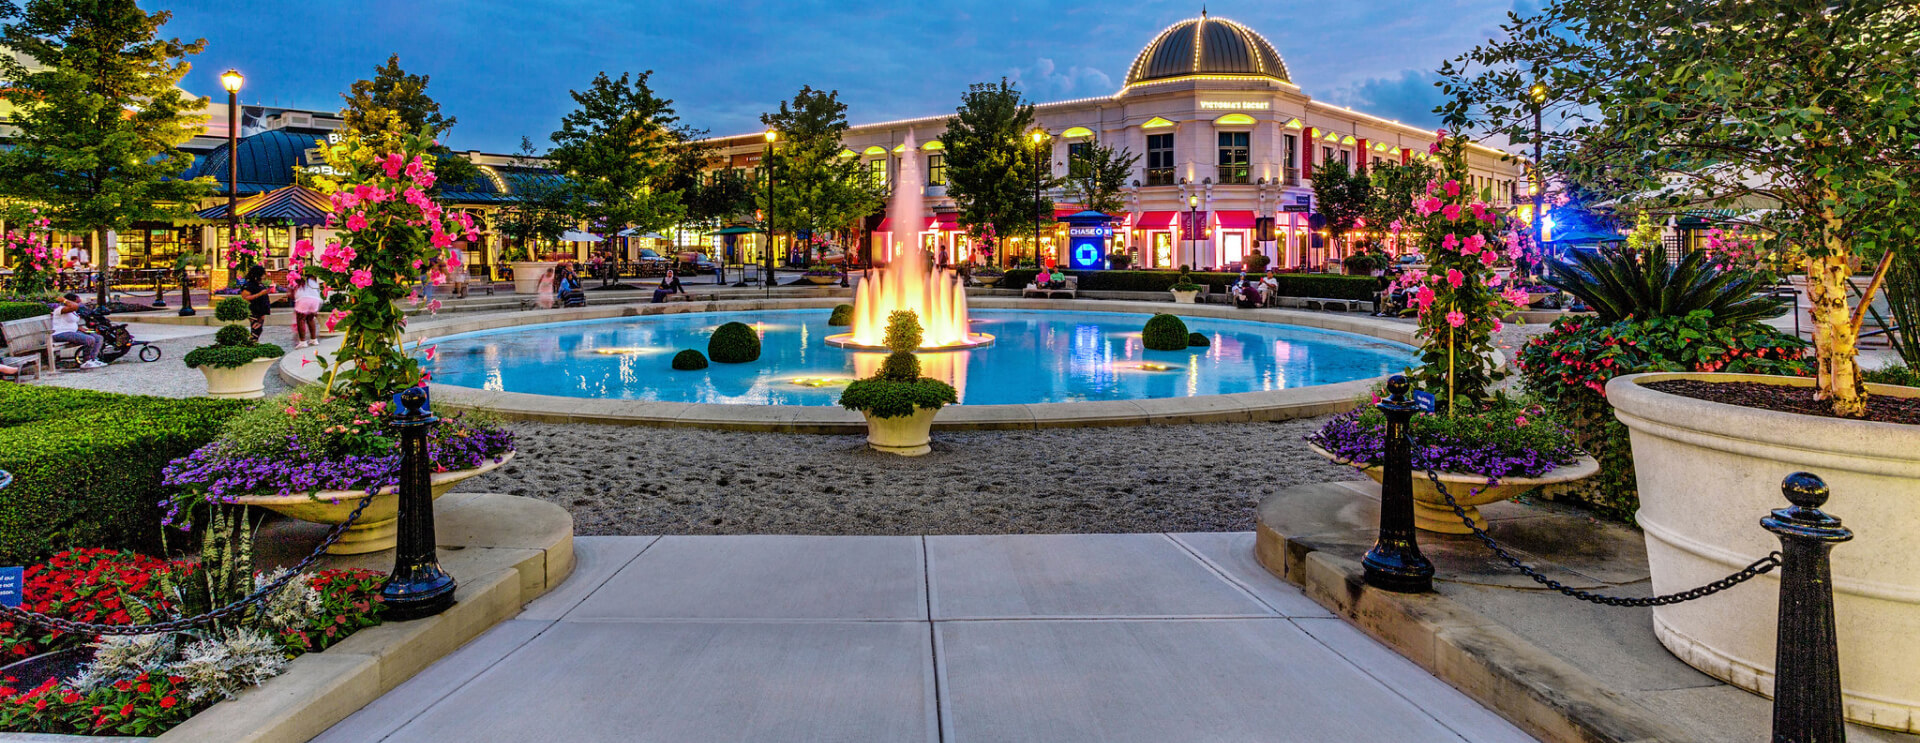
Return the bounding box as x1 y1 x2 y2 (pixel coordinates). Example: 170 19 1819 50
315 533 1534 743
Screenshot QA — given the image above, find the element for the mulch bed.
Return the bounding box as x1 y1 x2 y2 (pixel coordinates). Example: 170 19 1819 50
1645 380 1920 425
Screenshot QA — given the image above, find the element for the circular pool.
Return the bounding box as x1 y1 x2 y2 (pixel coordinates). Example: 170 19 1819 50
422 308 1414 406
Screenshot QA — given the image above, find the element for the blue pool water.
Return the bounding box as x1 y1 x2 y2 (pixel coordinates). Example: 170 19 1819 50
422 309 1415 406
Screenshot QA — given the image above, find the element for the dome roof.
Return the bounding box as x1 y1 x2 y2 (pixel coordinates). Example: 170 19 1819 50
1125 15 1289 86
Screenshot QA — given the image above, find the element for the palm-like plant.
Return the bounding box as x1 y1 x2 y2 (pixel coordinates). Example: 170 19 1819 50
1546 246 1786 325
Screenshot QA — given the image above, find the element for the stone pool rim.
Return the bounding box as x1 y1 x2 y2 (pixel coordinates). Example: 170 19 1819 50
278 297 1422 433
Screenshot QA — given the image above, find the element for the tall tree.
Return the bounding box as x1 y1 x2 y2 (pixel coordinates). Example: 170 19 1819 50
1063 137 1138 217
1440 0 1920 416
758 86 886 251
548 70 684 264
943 79 1053 266
0 0 211 305
1365 159 1437 250
340 54 479 189
1311 160 1372 255
492 136 576 261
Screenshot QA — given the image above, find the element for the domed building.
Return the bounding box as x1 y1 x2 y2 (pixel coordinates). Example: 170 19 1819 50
709 14 1527 272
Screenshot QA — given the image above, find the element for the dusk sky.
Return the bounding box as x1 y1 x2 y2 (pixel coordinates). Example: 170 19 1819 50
156 0 1535 153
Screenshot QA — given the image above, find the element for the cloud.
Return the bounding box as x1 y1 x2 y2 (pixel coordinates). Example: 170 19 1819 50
1005 57 1114 101
1333 69 1450 128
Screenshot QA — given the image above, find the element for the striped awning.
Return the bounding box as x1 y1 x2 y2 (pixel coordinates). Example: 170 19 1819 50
195 185 332 226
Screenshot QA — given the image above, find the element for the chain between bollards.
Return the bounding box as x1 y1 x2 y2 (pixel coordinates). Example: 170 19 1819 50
379 385 457 621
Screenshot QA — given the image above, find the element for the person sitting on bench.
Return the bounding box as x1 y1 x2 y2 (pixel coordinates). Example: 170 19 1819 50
651 269 686 303
52 293 105 369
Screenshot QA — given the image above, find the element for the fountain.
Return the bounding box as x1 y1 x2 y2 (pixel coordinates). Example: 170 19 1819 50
825 133 994 351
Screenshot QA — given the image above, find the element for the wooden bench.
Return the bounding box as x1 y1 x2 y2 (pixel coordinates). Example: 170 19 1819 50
1022 276 1079 300
0 315 55 369
0 355 39 381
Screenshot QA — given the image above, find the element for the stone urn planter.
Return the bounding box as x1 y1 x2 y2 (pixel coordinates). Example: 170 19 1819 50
231 452 513 555
1171 289 1199 304
861 407 938 457
199 356 278 399
804 273 839 285
0 647 93 690
1307 442 1599 533
510 261 558 294
1609 372 1920 731
974 274 1003 287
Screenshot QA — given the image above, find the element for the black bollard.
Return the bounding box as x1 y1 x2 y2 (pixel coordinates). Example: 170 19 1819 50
380 386 457 620
177 270 195 317
1763 472 1852 743
1362 375 1435 593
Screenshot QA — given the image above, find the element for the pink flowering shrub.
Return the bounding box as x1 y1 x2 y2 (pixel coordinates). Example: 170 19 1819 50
2 212 58 294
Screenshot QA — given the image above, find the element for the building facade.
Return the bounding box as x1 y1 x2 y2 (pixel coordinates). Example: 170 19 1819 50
705 14 1528 271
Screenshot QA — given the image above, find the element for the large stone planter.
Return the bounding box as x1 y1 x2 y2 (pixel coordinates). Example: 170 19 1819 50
1171 289 1199 304
1308 442 1599 533
1609 372 1920 731
861 407 938 456
198 356 279 399
510 261 558 294
231 452 513 555
804 274 838 285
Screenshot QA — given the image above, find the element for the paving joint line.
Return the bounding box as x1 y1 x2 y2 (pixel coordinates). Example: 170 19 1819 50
1285 616 1486 743
1160 533 1295 617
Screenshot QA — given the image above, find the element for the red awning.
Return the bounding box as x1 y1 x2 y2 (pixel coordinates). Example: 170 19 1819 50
931 212 961 230
1052 207 1082 221
1215 210 1257 230
1133 211 1177 229
876 216 937 232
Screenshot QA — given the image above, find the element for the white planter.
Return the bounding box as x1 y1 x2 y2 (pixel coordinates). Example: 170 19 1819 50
1171 289 1199 304
511 261 558 294
1307 443 1598 534
198 356 279 399
231 453 513 555
861 407 939 456
1610 372 1920 731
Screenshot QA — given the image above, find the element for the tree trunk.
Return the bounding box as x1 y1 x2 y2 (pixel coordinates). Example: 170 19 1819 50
1807 205 1867 417
94 227 111 307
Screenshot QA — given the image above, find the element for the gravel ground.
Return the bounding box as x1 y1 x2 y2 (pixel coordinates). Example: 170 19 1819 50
22 309 1556 536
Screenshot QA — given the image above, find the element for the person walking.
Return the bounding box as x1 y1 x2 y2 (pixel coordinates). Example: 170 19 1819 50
292 274 323 348
240 265 274 342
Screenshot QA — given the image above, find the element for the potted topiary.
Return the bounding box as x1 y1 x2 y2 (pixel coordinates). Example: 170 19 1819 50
827 303 855 326
1246 251 1271 274
1141 313 1189 351
838 310 958 456
971 264 1005 287
708 321 761 363
185 297 284 399
1169 272 1201 304
1107 251 1132 270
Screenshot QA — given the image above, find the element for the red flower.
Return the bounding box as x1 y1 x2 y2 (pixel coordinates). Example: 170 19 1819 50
120 702 134 717
159 696 178 709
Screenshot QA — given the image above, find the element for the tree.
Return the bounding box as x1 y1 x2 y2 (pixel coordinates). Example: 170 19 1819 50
548 71 685 265
1063 137 1138 217
1311 160 1371 255
1365 160 1437 252
0 0 212 305
1439 0 1920 417
491 137 576 261
944 79 1055 266
340 54 480 191
758 86 886 252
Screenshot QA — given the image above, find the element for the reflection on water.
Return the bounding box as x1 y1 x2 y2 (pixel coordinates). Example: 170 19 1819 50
422 309 1415 406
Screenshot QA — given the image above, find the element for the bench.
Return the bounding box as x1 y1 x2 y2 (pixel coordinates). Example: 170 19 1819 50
1022 276 1079 299
0 355 39 381
0 315 55 369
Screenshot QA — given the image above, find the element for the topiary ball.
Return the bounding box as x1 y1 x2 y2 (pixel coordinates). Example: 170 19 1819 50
214 324 253 347
1187 332 1210 348
708 321 762 363
827 304 855 327
1142 313 1189 351
883 310 922 353
671 349 709 370
879 350 921 381
214 296 250 323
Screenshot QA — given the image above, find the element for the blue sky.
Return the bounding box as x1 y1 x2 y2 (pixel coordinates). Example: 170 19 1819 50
156 0 1531 153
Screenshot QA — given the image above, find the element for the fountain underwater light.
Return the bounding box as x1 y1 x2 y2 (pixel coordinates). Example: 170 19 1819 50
824 132 994 353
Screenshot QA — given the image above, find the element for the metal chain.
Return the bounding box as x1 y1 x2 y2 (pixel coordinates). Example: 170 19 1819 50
1424 468 1781 607
0 492 376 636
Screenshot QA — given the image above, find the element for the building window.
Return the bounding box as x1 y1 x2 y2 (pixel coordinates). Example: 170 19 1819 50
1283 134 1298 179
867 159 888 187
927 154 946 186
1067 142 1089 163
1321 146 1334 169
1339 149 1351 168
1217 132 1250 184
1146 133 1174 186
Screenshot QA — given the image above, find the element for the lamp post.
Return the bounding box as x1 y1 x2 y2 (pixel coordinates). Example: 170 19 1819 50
1031 130 1046 267
1186 193 1199 271
221 69 243 299
1529 81 1547 271
763 128 777 297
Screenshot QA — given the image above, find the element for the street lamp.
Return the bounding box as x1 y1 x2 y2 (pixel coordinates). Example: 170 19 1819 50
209 69 244 314
763 128 777 296
1031 130 1047 268
1186 193 1199 271
1529 81 1547 276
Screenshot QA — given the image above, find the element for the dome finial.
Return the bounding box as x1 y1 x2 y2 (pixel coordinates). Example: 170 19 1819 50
1201 6 1208 18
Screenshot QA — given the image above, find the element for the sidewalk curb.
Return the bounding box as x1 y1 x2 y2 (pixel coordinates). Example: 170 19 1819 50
1255 522 1692 743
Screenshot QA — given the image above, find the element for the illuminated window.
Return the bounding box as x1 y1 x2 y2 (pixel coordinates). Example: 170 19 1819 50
1142 117 1175 129
1213 113 1257 126
927 154 946 186
1067 141 1089 163
867 159 888 187
1284 134 1298 178
1146 133 1175 186
1061 126 1094 139
1217 132 1249 184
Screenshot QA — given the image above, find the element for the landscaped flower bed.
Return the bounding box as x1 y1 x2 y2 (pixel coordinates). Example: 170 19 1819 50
1307 396 1581 480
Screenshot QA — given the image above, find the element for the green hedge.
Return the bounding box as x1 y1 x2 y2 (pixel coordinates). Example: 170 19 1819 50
0 385 246 564
1002 270 1376 300
0 301 51 322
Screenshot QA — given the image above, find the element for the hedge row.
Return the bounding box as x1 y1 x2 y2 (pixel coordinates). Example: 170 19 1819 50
0 385 246 565
0 301 51 323
991 269 1375 300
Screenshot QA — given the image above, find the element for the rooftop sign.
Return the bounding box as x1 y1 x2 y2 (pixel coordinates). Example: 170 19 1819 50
1199 101 1269 111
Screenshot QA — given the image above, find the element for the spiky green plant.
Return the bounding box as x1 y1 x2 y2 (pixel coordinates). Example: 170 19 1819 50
1546 245 1785 326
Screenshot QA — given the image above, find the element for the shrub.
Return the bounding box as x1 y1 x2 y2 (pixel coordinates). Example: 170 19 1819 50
1170 272 1201 292
0 386 245 565
883 310 922 352
213 324 252 346
827 304 854 326
213 297 250 323
1864 365 1919 388
671 349 709 370
1187 332 1210 347
1546 244 1785 325
1000 268 1038 288
839 311 958 419
1516 311 1812 519
880 351 921 381
1035 270 1376 299
0 301 50 322
1245 252 1271 273
707 321 761 363
1142 314 1189 351
182 343 285 370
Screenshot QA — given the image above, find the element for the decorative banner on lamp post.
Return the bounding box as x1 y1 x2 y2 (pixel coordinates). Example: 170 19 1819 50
1180 210 1209 235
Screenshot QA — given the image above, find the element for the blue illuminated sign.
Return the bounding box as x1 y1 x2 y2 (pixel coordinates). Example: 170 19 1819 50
0 566 20 608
